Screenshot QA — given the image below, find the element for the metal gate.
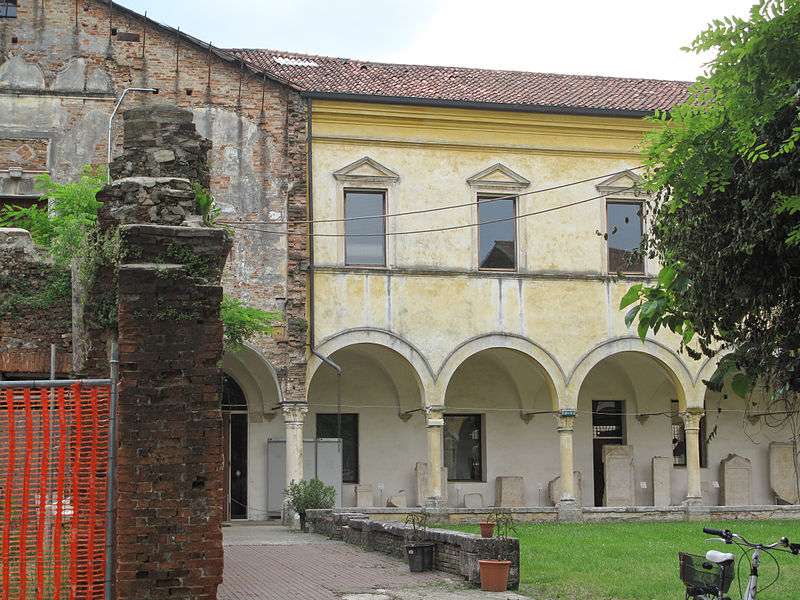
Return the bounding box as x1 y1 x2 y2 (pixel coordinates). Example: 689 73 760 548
0 380 112 600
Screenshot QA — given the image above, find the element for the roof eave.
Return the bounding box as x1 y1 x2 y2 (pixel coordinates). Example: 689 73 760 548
300 90 659 118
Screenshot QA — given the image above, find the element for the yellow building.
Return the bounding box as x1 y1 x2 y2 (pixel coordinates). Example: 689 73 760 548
236 50 797 516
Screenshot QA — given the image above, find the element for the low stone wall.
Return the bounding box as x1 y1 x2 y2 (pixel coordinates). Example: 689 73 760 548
307 511 520 589
329 504 800 525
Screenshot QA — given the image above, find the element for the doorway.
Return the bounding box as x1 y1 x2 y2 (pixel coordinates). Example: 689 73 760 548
223 375 248 520
592 400 624 506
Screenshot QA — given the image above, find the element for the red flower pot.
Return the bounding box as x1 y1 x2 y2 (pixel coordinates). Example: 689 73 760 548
478 521 495 538
479 559 511 592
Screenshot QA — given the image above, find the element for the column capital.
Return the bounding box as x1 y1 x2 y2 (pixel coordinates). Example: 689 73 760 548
282 402 308 427
555 410 576 431
424 405 444 426
681 408 704 430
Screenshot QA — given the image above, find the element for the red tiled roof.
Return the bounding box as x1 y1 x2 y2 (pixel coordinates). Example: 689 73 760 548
231 49 690 114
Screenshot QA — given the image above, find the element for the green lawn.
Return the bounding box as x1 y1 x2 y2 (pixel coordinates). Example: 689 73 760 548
446 520 800 599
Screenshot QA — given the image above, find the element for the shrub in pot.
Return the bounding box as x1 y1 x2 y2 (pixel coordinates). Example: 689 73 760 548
404 511 435 572
284 478 335 532
478 509 517 591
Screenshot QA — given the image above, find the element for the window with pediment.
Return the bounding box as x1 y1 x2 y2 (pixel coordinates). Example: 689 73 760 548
467 163 530 272
333 157 399 268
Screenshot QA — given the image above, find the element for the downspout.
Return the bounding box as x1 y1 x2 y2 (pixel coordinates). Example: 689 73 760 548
304 94 343 442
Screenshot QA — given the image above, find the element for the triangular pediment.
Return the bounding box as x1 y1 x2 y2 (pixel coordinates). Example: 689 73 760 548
596 170 646 196
467 163 530 190
333 156 400 184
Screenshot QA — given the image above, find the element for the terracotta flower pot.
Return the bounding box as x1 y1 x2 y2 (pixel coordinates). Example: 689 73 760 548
478 521 495 538
479 559 511 592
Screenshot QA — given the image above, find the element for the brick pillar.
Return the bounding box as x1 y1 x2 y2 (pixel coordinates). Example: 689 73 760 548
115 245 227 599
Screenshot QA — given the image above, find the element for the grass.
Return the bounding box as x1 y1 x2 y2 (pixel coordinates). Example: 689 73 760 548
445 520 800 599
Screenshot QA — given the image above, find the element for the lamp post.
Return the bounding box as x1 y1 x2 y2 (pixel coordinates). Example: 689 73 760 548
107 87 159 183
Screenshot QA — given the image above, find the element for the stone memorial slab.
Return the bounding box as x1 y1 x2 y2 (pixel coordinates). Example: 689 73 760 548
769 442 798 505
386 490 407 508
720 453 751 506
415 462 448 506
355 484 374 507
463 492 484 508
548 471 582 506
652 457 672 506
495 476 524 507
603 445 635 506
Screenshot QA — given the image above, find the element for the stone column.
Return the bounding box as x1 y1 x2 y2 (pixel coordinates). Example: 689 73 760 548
283 403 308 488
556 410 581 522
682 409 704 503
557 411 576 501
425 405 445 508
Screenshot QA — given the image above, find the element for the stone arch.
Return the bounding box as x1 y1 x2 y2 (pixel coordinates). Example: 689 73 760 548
309 328 434 406
436 333 565 410
567 336 693 410
222 343 282 422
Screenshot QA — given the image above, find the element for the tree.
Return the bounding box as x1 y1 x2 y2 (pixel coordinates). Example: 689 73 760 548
621 0 800 399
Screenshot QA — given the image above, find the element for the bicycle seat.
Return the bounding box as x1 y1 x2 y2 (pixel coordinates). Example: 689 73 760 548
706 549 735 564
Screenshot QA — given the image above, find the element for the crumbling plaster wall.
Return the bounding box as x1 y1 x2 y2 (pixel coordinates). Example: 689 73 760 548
0 0 308 398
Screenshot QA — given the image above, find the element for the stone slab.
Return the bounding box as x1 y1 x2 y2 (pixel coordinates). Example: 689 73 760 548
462 492 484 508
386 491 407 508
603 445 634 507
548 471 582 506
720 454 751 506
495 476 524 507
652 457 672 506
415 462 447 506
355 484 374 508
769 442 798 504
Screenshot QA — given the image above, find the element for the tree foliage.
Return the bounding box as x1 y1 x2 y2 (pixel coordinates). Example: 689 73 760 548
0 165 106 268
622 0 800 396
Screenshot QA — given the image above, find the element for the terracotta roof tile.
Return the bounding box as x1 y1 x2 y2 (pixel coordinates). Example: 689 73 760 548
231 49 690 114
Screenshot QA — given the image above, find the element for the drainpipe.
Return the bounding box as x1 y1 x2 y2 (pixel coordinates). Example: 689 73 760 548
304 94 343 442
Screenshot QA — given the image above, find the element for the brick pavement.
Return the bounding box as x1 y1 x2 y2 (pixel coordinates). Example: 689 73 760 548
218 536 451 600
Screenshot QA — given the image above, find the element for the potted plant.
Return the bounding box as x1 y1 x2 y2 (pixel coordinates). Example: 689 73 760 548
478 509 517 591
404 511 435 572
478 510 496 538
284 478 335 532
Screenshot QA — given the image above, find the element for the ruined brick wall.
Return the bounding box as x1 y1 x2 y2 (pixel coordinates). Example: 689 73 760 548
1 0 308 399
0 229 72 377
91 104 231 599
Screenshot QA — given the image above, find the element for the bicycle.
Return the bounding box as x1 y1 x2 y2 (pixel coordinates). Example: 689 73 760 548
679 527 800 599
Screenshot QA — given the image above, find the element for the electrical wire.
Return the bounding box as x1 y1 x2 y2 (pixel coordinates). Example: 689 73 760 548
222 187 637 238
218 165 647 228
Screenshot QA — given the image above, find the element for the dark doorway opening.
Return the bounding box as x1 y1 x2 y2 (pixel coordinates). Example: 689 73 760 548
223 375 248 520
592 400 624 506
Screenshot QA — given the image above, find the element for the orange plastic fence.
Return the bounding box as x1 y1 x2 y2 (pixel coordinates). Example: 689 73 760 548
0 383 110 600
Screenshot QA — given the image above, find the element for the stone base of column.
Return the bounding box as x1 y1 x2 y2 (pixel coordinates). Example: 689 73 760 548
556 499 582 523
424 497 446 511
683 496 709 521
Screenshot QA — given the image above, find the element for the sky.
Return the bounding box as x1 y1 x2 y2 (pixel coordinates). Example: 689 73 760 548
116 0 759 81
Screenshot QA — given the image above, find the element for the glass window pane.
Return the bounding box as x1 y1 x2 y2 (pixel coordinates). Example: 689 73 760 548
607 202 643 273
478 196 515 269
444 415 482 481
317 413 359 483
345 191 384 266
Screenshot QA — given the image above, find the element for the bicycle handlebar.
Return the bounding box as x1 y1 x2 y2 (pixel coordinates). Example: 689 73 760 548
703 527 800 554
